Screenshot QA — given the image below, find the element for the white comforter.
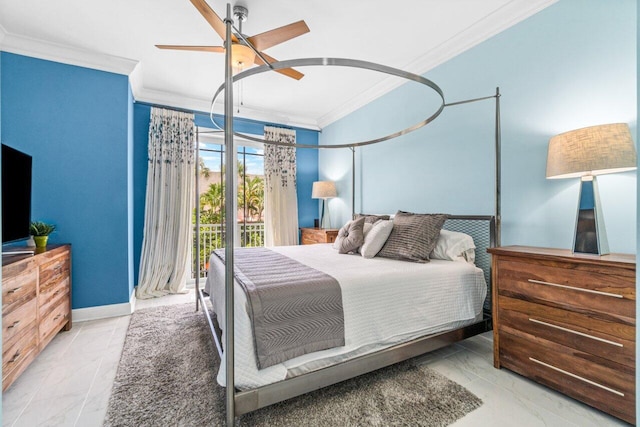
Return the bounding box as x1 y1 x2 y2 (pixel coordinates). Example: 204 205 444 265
205 244 487 390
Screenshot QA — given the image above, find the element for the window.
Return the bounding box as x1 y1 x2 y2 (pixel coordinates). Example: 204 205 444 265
192 133 264 279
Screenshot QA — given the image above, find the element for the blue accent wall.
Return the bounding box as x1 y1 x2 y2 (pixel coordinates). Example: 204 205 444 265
127 85 135 299
320 0 637 254
132 103 150 289
1 52 133 308
131 106 319 284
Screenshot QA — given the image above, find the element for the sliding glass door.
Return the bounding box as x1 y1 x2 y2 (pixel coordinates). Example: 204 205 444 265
192 134 264 279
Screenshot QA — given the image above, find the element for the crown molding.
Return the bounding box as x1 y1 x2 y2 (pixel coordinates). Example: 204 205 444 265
134 87 321 131
0 29 139 76
0 25 6 47
316 0 558 128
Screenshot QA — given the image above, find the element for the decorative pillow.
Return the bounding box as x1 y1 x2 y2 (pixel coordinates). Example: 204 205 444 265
334 220 374 250
333 220 353 250
355 213 391 224
360 220 394 258
431 230 476 263
377 211 448 263
332 220 352 250
362 222 374 238
335 217 366 254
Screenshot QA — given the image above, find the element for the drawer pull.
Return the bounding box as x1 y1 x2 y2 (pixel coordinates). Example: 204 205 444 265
6 287 22 294
529 318 623 348
6 320 20 329
529 357 625 397
53 314 62 321
8 351 20 363
527 279 623 299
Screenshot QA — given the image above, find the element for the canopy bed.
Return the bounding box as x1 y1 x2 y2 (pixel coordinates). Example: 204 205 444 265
192 4 503 425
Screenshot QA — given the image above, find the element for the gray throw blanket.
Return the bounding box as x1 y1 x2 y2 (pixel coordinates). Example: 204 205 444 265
213 248 345 369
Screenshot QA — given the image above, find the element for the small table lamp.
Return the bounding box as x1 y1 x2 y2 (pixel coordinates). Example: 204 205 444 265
546 123 637 255
312 181 337 229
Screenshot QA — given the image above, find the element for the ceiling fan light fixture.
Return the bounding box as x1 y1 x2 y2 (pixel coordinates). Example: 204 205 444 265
231 44 255 70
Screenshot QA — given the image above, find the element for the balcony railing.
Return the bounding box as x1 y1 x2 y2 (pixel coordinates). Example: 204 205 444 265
192 222 264 278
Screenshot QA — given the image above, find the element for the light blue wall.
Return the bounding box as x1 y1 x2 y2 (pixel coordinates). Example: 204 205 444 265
132 106 319 283
320 0 636 254
1 52 133 308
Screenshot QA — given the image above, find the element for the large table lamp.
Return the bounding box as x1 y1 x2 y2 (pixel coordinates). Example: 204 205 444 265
546 123 637 255
312 181 337 229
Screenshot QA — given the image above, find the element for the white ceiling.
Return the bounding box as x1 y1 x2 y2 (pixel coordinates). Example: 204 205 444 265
0 0 556 129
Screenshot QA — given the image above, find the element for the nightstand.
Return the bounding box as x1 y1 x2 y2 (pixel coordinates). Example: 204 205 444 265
487 246 635 424
300 227 339 245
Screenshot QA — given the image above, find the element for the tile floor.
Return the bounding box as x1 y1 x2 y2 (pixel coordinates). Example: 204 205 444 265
2 290 631 426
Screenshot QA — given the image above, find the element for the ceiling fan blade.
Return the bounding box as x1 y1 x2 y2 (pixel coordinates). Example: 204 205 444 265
189 0 237 42
247 20 310 51
156 45 225 53
254 52 304 80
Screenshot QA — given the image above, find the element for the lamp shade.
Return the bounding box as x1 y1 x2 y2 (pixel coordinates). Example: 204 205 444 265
546 123 637 179
312 181 337 199
231 44 255 69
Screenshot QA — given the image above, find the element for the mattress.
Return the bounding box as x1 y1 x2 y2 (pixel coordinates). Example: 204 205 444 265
205 243 487 390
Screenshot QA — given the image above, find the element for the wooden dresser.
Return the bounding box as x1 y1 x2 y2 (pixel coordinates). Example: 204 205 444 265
488 246 635 424
2 244 72 391
300 227 339 245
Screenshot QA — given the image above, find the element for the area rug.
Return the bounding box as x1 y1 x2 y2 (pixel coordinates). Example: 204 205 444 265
104 303 482 426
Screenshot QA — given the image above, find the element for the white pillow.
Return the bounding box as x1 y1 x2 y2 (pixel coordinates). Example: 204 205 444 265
360 220 394 258
430 229 476 263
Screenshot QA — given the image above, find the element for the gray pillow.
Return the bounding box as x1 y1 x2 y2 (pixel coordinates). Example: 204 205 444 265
377 211 448 263
336 217 366 254
355 213 391 224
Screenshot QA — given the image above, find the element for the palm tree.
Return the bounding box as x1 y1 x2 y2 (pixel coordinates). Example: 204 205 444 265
243 176 264 221
199 182 224 224
199 157 211 178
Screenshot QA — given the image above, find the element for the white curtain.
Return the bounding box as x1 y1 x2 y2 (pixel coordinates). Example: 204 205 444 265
136 107 195 299
264 126 299 246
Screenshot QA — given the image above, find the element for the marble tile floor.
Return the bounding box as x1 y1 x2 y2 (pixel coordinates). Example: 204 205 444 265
2 290 631 426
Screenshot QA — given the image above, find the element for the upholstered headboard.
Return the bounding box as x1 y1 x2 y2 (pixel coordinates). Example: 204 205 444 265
443 215 495 314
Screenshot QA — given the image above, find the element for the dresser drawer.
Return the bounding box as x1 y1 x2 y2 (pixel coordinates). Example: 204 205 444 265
39 298 70 350
39 278 70 319
500 331 635 424
499 296 634 368
3 298 37 347
496 258 634 325
39 253 70 293
2 326 38 391
2 267 37 314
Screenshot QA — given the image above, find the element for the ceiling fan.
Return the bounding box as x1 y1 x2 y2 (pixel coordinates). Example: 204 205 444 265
156 0 310 80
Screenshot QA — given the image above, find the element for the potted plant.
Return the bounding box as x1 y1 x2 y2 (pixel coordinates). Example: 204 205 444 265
29 221 56 248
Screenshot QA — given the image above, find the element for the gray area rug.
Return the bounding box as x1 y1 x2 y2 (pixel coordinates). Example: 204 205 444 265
104 303 482 426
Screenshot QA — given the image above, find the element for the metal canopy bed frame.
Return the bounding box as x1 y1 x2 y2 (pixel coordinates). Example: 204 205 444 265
193 4 503 425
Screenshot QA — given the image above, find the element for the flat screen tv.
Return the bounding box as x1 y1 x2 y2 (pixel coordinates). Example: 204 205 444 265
2 144 33 244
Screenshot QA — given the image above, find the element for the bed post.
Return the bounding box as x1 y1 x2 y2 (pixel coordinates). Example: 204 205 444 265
223 3 236 425
351 147 356 219
195 127 201 311
494 87 501 247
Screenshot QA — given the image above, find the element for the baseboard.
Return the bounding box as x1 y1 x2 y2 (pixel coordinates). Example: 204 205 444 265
72 288 137 322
